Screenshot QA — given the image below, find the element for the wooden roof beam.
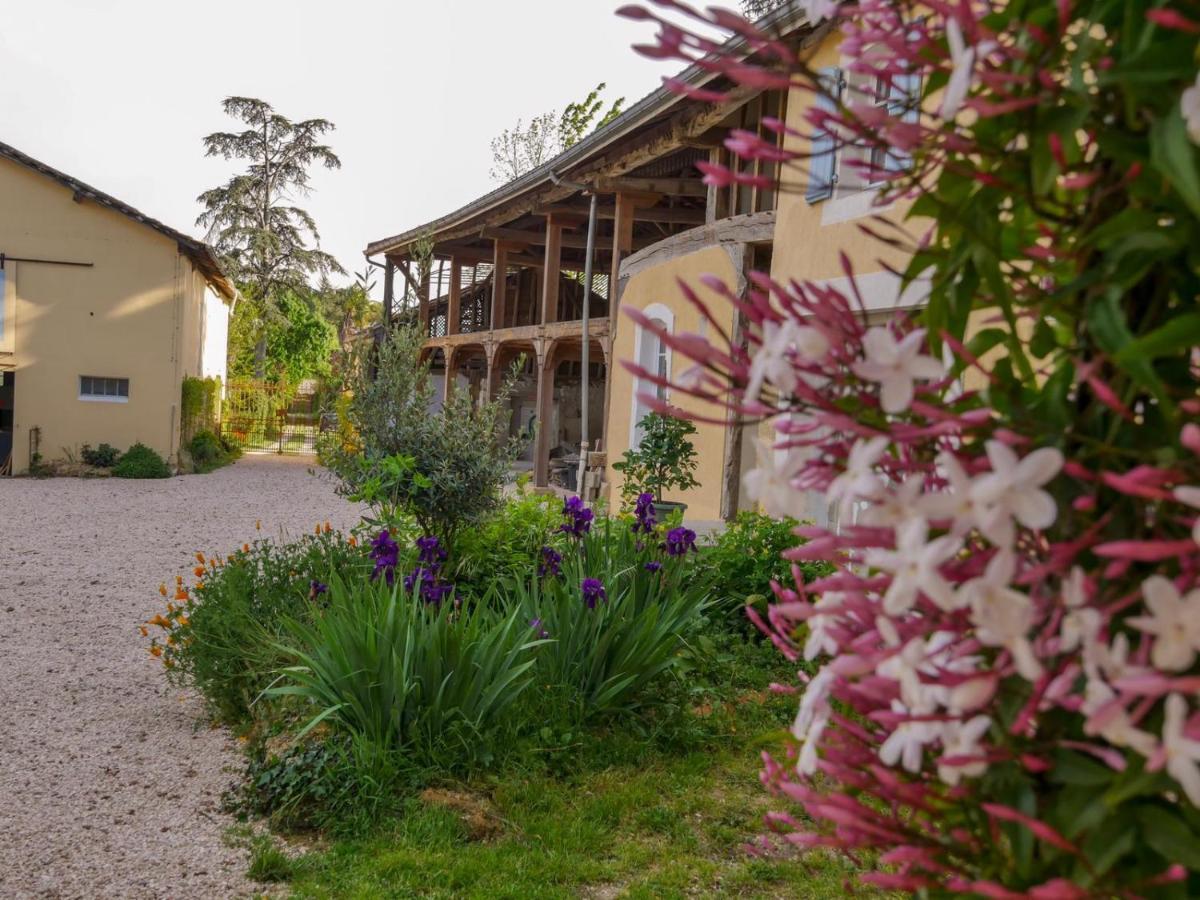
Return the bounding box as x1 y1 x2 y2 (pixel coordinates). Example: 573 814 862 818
536 204 706 226
595 176 707 198
480 225 615 251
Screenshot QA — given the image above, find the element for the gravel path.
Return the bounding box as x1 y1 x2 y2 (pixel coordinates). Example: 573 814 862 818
0 456 363 899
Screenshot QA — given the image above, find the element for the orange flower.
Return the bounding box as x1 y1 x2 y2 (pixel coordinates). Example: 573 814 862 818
243 543 250 553
167 602 175 613
158 583 167 597
148 614 171 629
175 588 189 601
166 635 177 647
163 658 175 669
324 521 332 534
195 581 204 591
193 566 206 577
178 615 189 627
149 645 163 658
314 524 321 535
256 519 262 530
195 551 206 564
138 626 149 637
348 536 358 548
176 575 183 586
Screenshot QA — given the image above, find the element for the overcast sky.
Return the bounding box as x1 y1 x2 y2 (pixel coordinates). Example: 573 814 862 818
1 1 685 291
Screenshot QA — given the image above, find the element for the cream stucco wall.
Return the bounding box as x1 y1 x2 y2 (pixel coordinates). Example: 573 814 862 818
0 157 229 473
606 244 739 521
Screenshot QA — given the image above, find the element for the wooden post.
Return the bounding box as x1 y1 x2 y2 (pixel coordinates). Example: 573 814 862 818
609 193 636 322
490 242 508 332
383 258 395 327
447 257 462 336
533 343 556 487
484 343 500 401
443 346 457 403
419 261 433 337
541 216 564 325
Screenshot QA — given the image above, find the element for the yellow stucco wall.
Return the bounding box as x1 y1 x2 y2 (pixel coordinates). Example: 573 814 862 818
606 245 739 521
0 157 225 473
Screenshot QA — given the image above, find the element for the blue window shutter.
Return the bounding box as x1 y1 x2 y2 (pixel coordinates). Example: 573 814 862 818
806 67 843 204
885 70 921 172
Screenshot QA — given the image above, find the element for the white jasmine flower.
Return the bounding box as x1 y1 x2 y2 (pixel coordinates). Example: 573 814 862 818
793 668 835 775
827 436 889 519
960 551 1043 682
1173 485 1200 544
862 475 926 528
1128 576 1200 672
743 442 809 520
918 451 987 535
1082 679 1157 757
973 441 1064 546
744 319 829 406
798 0 842 24
1162 693 1200 804
803 593 843 661
866 518 962 614
1059 567 1100 654
937 715 991 785
939 18 997 121
852 327 945 414
879 700 943 773
1183 74 1200 146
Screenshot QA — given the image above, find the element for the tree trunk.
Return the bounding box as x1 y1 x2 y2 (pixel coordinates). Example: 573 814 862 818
254 337 267 379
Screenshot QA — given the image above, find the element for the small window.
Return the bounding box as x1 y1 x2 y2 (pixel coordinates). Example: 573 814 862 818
80 376 130 402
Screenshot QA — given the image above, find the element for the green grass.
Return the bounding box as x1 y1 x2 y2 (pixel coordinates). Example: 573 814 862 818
281 748 855 899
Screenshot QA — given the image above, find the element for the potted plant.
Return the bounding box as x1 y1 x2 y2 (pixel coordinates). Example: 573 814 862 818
613 411 700 520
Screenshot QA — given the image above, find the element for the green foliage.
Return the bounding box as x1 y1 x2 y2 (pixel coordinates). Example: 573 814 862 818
511 520 709 720
691 512 834 620
448 489 563 600
187 429 239 474
269 575 541 766
559 82 625 148
80 443 120 468
612 412 701 504
245 834 296 883
180 375 222 442
112 443 171 479
323 326 524 544
165 530 372 723
230 290 337 384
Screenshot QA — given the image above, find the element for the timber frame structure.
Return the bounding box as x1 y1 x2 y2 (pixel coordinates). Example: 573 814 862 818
366 6 815 490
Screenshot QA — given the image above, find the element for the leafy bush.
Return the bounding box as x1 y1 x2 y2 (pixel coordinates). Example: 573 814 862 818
155 530 372 723
270 575 540 766
187 429 239 473
450 489 564 600
81 443 120 468
691 512 833 620
612 411 700 506
113 443 171 479
323 326 525 544
181 375 222 442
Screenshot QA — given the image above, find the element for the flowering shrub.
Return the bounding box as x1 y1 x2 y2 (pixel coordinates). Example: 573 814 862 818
622 0 1200 893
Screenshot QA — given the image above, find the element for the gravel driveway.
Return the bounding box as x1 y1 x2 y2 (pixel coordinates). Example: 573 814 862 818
0 456 363 899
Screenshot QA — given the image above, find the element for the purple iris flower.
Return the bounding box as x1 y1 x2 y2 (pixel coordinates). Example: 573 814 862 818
663 526 697 557
581 578 607 609
416 535 447 566
370 531 400 585
529 617 550 639
538 546 563 578
558 496 594 537
644 561 662 573
309 579 329 597
631 492 657 535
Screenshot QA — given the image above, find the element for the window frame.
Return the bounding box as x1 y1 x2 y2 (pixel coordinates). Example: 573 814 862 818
79 375 130 403
629 303 674 449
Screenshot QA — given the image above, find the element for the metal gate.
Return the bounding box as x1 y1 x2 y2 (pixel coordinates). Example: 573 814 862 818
220 380 319 455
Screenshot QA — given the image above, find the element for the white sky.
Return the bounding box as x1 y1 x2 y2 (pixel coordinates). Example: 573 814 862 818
0 0 687 292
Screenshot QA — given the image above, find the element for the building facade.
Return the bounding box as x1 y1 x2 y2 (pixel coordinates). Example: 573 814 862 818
0 142 234 474
365 10 921 520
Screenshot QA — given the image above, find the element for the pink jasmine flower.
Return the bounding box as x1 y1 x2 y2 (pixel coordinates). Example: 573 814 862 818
744 319 829 406
1059 567 1101 653
960 551 1043 681
866 518 961 614
1182 73 1200 145
797 0 841 24
973 441 1064 546
1128 576 1200 672
937 715 992 785
803 592 843 660
852 327 945 414
827 436 889 519
1159 693 1200 804
792 668 835 775
1081 679 1157 757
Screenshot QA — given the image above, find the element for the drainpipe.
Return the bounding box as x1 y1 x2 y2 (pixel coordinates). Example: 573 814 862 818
548 171 598 496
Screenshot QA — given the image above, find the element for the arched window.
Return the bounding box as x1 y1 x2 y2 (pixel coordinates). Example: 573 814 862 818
631 303 674 447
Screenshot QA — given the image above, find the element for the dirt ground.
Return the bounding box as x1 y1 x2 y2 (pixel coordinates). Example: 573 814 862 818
0 455 363 898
